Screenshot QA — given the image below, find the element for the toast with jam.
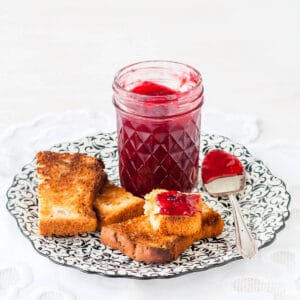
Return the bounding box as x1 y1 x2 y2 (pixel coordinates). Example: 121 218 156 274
36 151 224 263
144 189 202 236
101 201 224 264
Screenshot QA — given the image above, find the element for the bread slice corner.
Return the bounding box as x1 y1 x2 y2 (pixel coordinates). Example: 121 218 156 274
93 182 145 227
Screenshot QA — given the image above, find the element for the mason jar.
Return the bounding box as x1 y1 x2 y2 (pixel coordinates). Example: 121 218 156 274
113 60 204 196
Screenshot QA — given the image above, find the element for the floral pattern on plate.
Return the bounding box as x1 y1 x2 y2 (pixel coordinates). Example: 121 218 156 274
6 132 290 279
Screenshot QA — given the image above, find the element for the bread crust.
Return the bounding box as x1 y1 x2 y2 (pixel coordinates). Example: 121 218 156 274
37 151 106 236
101 202 224 264
39 217 97 236
151 213 202 236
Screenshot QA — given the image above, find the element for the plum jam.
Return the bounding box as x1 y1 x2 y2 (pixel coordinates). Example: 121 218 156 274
113 61 204 196
202 149 244 184
156 191 201 216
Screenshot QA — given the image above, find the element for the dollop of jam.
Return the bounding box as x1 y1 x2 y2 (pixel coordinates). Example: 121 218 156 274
156 191 200 216
202 149 244 184
131 81 178 96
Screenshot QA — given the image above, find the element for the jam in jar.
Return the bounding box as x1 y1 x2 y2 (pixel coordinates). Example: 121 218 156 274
113 60 204 196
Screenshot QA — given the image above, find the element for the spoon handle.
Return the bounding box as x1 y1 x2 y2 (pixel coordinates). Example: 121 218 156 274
229 194 258 259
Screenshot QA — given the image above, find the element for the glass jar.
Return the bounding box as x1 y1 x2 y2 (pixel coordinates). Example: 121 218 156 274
113 60 204 196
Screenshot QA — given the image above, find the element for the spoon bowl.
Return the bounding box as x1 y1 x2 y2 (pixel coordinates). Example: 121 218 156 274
202 149 258 259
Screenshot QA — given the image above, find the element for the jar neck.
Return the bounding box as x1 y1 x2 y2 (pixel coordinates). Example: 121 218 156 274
112 60 204 118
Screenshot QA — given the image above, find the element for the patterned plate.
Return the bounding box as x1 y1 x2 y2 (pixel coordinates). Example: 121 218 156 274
6 132 290 279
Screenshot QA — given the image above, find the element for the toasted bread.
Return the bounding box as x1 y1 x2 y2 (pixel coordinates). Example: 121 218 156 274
93 182 145 227
37 151 106 236
144 189 202 236
101 202 224 264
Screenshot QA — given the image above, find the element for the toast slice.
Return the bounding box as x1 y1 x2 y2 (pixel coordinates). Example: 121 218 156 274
37 151 106 236
93 182 145 227
144 189 202 236
101 202 224 264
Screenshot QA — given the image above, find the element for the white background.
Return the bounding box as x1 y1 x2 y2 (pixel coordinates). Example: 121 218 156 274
0 1 300 300
0 0 299 140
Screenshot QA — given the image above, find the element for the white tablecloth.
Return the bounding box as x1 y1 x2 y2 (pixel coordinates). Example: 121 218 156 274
0 109 299 300
1 0 300 298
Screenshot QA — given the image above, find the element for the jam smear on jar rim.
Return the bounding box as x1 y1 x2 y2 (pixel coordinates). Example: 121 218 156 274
130 81 178 96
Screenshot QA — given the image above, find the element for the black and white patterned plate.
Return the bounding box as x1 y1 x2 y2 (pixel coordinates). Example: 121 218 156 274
6 132 290 279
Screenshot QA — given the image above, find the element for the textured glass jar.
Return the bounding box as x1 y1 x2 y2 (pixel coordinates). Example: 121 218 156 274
113 60 204 196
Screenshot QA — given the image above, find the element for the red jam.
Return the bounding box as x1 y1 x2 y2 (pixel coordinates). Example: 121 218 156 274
113 61 203 197
156 191 200 216
131 81 179 96
117 83 201 196
201 149 244 184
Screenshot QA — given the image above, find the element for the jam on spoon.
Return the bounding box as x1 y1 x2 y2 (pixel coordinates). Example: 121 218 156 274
202 149 257 259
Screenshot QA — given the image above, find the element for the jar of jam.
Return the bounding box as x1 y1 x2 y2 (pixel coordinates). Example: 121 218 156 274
113 60 204 196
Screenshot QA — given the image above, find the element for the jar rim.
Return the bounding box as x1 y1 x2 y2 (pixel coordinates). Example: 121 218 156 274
112 60 203 102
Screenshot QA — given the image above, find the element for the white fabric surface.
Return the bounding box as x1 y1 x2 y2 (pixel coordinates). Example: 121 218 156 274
0 109 299 300
1 0 299 298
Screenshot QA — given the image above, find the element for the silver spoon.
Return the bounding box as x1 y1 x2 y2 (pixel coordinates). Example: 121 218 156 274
202 149 258 259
